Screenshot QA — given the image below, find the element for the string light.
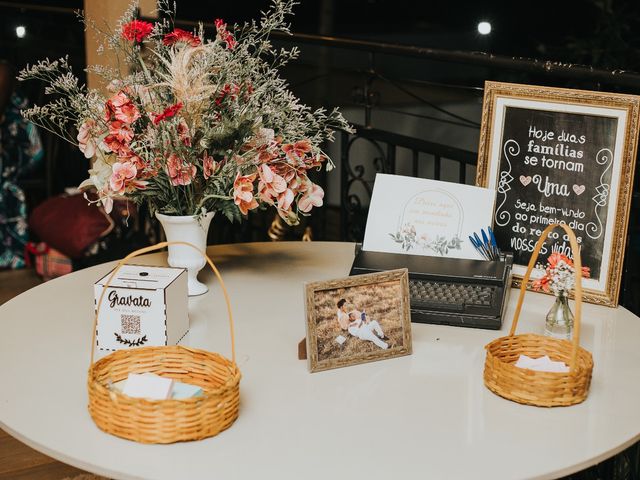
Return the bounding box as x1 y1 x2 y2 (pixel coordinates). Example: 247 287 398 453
477 21 491 35
16 26 26 38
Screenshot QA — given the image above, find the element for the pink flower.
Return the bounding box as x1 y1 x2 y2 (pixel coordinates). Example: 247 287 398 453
298 183 324 212
114 102 141 124
163 28 201 47
177 121 191 146
109 162 137 194
277 188 294 211
109 91 130 108
202 152 219 179
257 182 274 204
77 119 98 159
121 20 154 42
166 154 196 186
233 172 258 215
282 140 312 163
105 91 140 124
108 120 134 143
101 194 114 214
258 164 287 197
117 146 145 170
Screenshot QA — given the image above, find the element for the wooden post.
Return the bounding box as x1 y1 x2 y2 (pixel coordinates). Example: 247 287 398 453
83 0 157 92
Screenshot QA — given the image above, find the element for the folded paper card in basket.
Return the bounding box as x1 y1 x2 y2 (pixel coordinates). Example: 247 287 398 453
89 241 240 444
483 223 593 407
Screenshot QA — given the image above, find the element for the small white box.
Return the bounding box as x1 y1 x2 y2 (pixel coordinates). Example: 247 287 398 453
94 265 188 351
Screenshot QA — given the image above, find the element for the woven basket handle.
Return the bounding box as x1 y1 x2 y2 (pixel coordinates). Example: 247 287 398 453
90 241 236 367
509 223 583 373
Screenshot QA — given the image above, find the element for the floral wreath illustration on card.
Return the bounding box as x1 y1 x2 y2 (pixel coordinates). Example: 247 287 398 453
388 188 464 255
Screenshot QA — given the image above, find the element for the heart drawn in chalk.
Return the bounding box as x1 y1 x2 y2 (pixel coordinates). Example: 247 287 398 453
519 175 532 186
573 184 586 196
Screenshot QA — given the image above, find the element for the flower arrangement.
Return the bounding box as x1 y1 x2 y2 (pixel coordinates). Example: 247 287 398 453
531 251 591 297
18 0 351 225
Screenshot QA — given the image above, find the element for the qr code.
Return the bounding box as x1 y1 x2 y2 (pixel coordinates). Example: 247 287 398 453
121 314 141 335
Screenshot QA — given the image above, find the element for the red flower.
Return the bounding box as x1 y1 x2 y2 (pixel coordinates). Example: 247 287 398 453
163 28 201 47
215 18 237 50
121 20 154 42
152 102 183 125
215 84 240 106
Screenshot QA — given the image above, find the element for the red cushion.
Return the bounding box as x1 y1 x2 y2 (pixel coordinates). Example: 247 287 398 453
29 194 113 258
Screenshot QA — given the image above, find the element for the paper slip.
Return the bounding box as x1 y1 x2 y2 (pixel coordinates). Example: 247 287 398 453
515 354 569 373
363 174 495 260
171 382 204 399
112 376 203 399
122 373 174 400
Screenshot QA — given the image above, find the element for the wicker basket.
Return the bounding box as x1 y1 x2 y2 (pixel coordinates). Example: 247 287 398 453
484 223 593 407
88 242 241 443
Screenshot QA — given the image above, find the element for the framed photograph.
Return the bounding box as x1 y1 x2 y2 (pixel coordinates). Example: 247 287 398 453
476 81 640 306
304 269 412 373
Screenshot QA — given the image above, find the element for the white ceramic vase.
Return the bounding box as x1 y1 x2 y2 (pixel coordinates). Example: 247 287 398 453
156 211 215 296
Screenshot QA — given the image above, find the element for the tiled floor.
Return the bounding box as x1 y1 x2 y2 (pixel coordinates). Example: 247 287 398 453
0 268 107 480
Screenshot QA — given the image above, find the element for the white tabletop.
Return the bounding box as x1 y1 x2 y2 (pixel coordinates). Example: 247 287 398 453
1 241 639 480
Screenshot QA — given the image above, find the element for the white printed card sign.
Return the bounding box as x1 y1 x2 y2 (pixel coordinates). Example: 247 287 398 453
94 265 188 351
363 174 496 260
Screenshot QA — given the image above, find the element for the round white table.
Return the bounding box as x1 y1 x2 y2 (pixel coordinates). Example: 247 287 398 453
1 242 639 480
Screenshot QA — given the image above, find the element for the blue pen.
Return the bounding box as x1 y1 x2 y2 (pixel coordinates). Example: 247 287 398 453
488 226 500 259
473 232 482 247
481 229 489 246
481 228 492 259
488 226 497 248
471 232 490 260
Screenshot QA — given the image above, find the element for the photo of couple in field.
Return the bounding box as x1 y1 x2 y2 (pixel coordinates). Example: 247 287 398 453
305 270 412 372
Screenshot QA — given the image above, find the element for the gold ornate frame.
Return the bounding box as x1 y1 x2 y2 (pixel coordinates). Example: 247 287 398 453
304 269 412 373
476 81 640 306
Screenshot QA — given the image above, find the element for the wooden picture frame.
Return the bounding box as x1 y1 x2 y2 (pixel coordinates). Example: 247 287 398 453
304 269 412 373
476 81 640 306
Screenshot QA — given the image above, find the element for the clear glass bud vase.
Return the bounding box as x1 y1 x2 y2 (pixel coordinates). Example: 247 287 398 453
544 294 574 340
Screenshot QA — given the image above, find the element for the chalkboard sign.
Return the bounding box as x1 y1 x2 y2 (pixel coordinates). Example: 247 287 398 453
477 82 640 306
